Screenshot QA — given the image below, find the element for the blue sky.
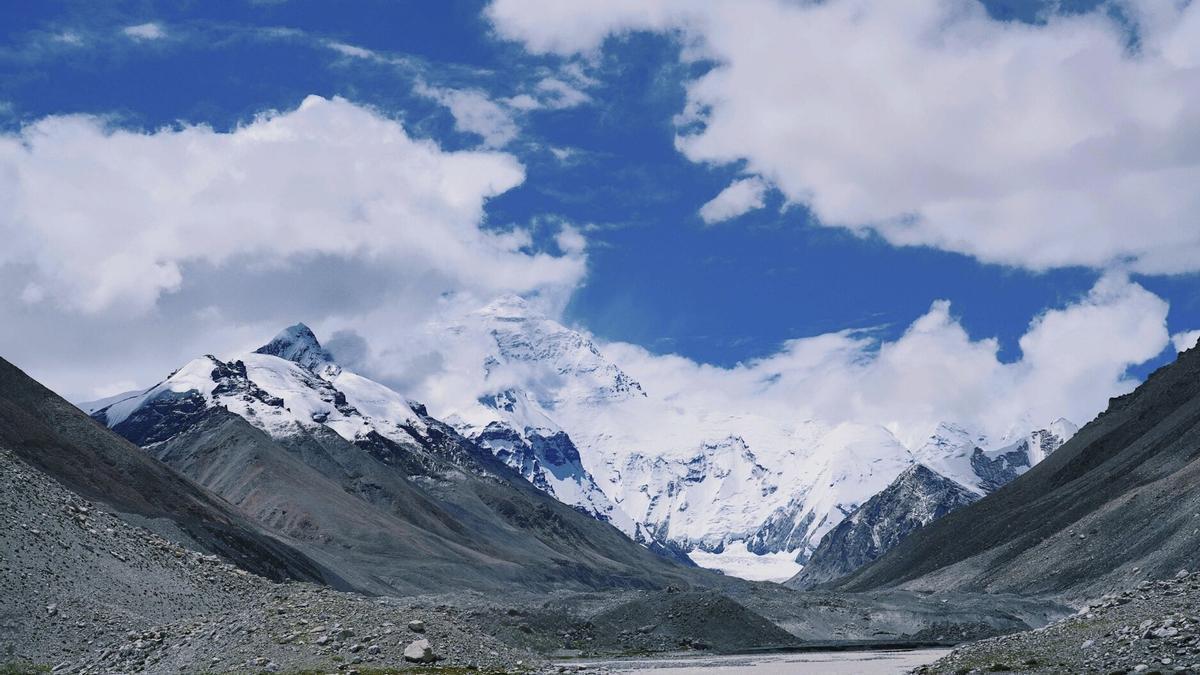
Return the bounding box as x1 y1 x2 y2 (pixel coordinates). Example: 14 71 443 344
1 0 1197 405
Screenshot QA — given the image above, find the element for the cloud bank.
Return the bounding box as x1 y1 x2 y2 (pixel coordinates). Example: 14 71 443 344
0 95 583 314
0 96 585 399
582 274 1170 449
487 0 1200 273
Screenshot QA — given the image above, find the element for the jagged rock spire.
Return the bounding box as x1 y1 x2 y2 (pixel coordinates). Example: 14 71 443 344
255 323 334 373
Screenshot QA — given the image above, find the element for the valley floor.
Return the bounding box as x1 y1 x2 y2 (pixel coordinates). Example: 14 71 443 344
0 442 1068 675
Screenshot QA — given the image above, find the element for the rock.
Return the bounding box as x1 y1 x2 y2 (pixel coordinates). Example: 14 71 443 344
1177 569 1190 579
403 638 435 663
407 620 425 633
367 644 380 655
1082 639 1095 648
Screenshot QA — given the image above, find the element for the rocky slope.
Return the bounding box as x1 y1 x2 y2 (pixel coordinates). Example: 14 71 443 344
920 570 1200 674
786 420 1077 589
0 357 339 587
0 445 536 674
788 464 981 589
4 438 1065 673
0 391 1073 673
836 341 1200 600
89 327 703 595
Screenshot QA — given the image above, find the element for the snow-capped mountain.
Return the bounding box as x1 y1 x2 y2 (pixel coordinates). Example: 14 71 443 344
912 419 1079 495
471 388 644 539
88 308 1078 584
93 324 428 449
87 321 656 548
781 420 1080 587
786 464 983 589
86 324 701 594
426 295 1079 582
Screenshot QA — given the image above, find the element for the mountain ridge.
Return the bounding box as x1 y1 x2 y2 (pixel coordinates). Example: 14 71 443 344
89 331 708 594
833 340 1200 599
433 298 1077 580
0 356 347 588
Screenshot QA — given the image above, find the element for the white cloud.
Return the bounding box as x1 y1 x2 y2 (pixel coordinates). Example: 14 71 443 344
0 96 587 400
336 272 1167 459
585 274 1169 449
0 95 573 313
122 23 166 41
326 41 375 59
1172 329 1200 353
534 76 591 109
487 0 1200 274
53 31 84 46
555 224 587 255
548 146 576 162
698 176 768 224
415 82 520 148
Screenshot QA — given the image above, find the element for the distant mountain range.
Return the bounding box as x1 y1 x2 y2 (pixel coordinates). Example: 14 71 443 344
86 297 1076 584
372 296 1074 580
85 326 702 595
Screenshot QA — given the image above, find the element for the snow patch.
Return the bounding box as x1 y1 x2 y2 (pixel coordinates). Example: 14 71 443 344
688 541 802 583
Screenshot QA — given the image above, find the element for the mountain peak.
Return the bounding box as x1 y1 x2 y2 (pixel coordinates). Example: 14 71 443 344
254 323 334 373
477 294 535 321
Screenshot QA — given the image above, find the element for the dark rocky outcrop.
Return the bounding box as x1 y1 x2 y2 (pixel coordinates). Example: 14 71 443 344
788 464 980 589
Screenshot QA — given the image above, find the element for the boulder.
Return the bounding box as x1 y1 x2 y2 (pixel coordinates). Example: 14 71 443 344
403 638 435 663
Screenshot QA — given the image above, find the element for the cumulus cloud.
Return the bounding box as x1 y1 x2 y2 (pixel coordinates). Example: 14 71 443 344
1172 329 1200 353
588 274 1170 449
0 96 586 399
698 176 768 224
0 95 578 312
487 0 1200 273
122 23 166 40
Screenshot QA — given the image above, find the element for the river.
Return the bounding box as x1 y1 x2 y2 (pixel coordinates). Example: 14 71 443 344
559 647 951 674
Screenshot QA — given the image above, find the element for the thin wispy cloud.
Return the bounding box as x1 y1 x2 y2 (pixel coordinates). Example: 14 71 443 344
122 22 166 41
